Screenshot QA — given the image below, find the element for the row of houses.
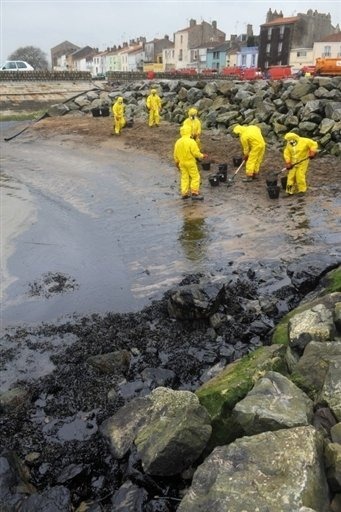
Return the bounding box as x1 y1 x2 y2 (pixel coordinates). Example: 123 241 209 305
51 9 340 77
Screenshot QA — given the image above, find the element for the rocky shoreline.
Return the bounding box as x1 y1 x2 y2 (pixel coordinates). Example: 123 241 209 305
46 75 341 156
1 255 340 511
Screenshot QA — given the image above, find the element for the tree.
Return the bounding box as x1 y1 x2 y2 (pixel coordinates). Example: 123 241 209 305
9 46 49 69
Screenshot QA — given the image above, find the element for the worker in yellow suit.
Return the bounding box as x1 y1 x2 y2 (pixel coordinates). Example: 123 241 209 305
233 124 266 181
183 108 202 150
173 125 208 200
112 96 126 135
146 88 162 127
283 132 318 196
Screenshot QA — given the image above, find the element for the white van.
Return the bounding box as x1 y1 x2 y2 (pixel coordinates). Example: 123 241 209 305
1 61 34 71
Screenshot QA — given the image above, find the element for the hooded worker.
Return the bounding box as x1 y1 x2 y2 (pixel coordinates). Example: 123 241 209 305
233 124 266 181
146 88 162 127
283 132 318 196
173 125 208 200
112 96 126 135
182 107 202 150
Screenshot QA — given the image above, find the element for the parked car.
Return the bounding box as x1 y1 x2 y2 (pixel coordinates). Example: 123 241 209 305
1 60 34 71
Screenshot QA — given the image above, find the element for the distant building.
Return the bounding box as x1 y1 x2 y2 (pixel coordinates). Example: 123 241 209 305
313 31 341 60
206 42 232 71
173 19 225 70
51 41 80 70
258 9 337 70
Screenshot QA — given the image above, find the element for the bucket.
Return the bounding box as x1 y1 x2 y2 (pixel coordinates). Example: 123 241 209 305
126 119 134 128
202 161 211 171
209 174 220 187
280 176 287 190
218 163 228 172
266 176 278 187
91 108 101 117
233 157 243 167
100 107 110 117
267 185 280 199
218 169 227 182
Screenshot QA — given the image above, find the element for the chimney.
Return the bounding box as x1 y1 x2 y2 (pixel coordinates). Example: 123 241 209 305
189 19 196 28
212 20 217 30
165 34 169 40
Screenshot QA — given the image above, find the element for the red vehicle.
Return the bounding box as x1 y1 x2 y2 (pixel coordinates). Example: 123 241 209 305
267 66 292 79
243 68 262 80
221 66 244 78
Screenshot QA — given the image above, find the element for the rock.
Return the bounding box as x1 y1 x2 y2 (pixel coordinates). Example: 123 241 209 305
86 350 130 374
324 443 341 492
16 485 71 511
167 281 225 320
135 387 212 476
232 371 313 435
177 426 329 512
288 303 336 352
331 423 341 444
318 358 341 421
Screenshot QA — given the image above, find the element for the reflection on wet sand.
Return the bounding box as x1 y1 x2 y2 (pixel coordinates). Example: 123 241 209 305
0 172 37 300
178 204 208 261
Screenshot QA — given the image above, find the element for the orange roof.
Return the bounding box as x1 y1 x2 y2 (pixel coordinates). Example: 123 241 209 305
262 16 299 27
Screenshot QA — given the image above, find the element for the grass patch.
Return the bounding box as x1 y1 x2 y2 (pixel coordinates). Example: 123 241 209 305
0 110 47 122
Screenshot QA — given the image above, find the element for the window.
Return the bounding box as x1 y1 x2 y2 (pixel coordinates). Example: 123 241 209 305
267 27 272 38
179 49 183 61
266 43 270 54
242 55 247 66
180 35 183 44
278 42 282 52
279 26 285 36
297 50 307 57
251 54 256 66
213 51 219 59
323 45 331 57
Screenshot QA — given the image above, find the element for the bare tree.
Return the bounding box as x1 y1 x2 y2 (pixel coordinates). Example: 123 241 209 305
9 46 49 69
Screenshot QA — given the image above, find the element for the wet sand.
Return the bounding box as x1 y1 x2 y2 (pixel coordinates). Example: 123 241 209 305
1 121 340 329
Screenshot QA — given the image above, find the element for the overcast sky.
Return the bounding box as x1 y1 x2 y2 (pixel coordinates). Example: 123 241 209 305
1 0 340 63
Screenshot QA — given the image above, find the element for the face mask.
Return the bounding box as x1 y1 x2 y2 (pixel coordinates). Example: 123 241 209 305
289 140 297 146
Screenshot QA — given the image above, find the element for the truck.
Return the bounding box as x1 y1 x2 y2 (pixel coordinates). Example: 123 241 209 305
315 58 341 76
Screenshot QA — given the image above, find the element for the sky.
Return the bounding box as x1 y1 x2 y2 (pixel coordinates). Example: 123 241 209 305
1 0 340 63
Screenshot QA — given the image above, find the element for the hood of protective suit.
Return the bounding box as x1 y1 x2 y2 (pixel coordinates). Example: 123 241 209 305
117 97 123 103
151 89 157 94
180 125 192 137
284 132 300 142
188 108 197 116
233 124 245 136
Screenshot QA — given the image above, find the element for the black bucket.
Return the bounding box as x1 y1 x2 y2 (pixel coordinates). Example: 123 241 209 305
91 108 101 117
280 176 287 190
202 161 211 171
267 185 280 199
209 174 220 187
218 163 228 172
218 169 227 182
91 107 109 117
266 176 278 187
100 107 110 117
233 157 243 167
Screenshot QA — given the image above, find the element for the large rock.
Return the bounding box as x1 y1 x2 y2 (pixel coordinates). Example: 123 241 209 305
178 426 329 512
134 387 212 476
232 371 313 435
318 358 341 421
167 281 225 320
291 341 341 399
288 303 336 352
196 344 287 447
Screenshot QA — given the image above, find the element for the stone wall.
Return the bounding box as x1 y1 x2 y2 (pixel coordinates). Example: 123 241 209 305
53 76 341 155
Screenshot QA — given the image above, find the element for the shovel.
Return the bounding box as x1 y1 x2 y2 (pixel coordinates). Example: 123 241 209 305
226 160 245 187
274 156 311 177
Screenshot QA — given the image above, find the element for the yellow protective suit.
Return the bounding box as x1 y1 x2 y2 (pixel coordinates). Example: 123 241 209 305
112 97 126 134
233 124 266 178
283 132 318 194
146 89 162 127
174 125 204 198
183 108 202 150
